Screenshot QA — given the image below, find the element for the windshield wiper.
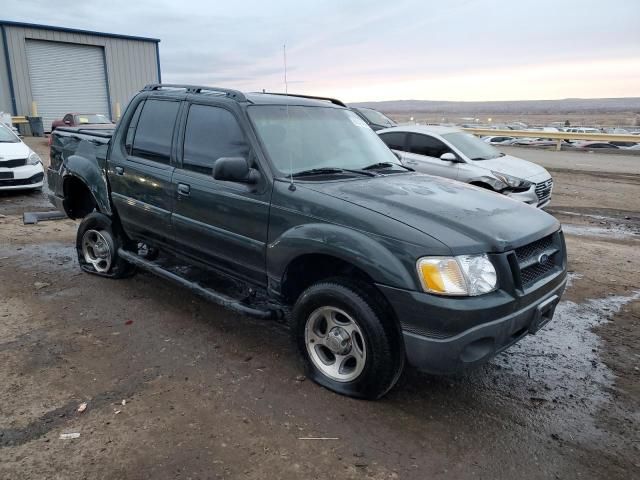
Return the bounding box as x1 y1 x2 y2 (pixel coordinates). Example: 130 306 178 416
362 162 413 172
291 167 375 178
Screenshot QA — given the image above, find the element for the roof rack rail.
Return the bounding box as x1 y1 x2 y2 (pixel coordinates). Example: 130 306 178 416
261 92 346 108
143 84 247 102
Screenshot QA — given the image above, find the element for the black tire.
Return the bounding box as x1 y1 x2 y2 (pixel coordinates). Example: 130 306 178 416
76 212 135 278
293 278 404 399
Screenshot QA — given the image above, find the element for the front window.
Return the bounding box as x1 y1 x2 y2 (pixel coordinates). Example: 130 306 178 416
441 132 503 160
75 114 112 124
248 106 401 176
0 124 20 143
356 108 397 127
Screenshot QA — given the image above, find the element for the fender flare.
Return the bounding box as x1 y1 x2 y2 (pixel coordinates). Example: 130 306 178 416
267 223 418 292
63 154 112 215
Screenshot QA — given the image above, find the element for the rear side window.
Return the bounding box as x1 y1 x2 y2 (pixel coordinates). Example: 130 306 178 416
182 104 249 175
131 100 180 164
125 100 145 155
379 132 407 151
409 133 451 158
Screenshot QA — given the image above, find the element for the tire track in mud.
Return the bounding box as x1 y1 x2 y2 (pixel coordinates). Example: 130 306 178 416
0 373 159 448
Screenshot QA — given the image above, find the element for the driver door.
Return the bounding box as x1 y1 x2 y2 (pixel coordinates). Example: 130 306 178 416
403 133 459 180
171 102 271 285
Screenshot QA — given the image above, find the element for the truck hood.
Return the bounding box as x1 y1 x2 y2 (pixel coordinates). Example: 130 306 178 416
472 154 550 181
0 141 31 160
302 173 559 254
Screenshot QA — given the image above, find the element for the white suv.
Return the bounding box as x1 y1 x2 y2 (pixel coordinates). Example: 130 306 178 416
378 125 553 208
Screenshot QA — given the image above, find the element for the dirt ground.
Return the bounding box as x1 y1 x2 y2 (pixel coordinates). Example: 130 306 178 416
1 138 638 479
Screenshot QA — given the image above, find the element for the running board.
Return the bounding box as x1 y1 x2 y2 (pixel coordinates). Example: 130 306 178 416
117 249 275 319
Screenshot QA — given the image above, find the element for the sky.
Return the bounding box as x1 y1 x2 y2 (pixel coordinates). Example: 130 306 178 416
3 0 640 102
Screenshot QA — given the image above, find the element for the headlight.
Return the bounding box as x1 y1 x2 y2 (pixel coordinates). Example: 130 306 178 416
27 152 42 165
416 254 497 296
491 171 531 191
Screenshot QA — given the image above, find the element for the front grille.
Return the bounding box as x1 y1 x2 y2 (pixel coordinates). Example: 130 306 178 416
513 233 561 288
520 261 556 285
515 235 553 263
0 172 43 187
535 178 553 204
0 158 26 168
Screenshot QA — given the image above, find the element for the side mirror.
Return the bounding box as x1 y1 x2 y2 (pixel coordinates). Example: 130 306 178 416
392 150 402 161
440 152 459 162
214 157 259 184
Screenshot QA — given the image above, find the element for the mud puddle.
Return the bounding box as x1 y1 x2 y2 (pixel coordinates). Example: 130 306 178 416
561 223 639 240
492 290 640 443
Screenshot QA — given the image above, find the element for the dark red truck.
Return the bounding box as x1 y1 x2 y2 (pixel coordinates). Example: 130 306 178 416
50 113 115 131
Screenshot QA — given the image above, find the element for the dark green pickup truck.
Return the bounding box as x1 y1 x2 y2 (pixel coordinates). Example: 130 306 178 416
47 84 567 399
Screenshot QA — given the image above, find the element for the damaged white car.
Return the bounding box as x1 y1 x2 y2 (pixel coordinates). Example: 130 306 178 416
379 125 553 208
0 123 44 191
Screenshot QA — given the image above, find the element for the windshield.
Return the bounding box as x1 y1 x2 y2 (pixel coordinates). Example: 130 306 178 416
442 132 503 160
75 114 112 124
0 124 20 143
356 108 396 127
248 106 401 176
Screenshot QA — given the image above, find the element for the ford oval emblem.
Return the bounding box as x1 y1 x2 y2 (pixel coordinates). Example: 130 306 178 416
538 253 550 265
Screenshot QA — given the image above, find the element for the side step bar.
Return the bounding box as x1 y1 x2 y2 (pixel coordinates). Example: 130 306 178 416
117 249 275 320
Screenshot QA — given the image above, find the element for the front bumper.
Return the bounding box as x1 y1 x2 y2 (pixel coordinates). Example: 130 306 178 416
504 184 539 206
504 182 552 209
378 272 567 374
0 164 44 190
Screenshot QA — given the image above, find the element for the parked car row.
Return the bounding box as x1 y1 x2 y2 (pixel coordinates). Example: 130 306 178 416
46 84 568 399
479 132 639 150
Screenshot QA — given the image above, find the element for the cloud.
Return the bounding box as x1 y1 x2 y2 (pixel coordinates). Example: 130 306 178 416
3 0 640 101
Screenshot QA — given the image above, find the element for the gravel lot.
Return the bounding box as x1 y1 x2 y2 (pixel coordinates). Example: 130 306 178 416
1 138 639 479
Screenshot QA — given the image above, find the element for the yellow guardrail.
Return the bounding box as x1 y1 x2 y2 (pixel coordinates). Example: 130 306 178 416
462 128 640 150
11 115 28 124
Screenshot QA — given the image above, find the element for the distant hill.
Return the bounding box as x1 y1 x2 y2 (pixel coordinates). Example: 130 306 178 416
349 98 640 114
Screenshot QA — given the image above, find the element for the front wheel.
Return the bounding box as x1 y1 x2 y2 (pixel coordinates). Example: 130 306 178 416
76 212 135 278
293 279 404 399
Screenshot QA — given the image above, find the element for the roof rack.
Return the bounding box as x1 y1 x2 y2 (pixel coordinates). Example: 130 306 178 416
142 84 247 102
261 92 346 108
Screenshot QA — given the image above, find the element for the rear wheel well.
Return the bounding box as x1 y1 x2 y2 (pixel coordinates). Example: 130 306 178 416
63 176 97 219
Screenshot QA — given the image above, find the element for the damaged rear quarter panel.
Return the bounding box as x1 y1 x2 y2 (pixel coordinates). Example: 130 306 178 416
49 132 112 215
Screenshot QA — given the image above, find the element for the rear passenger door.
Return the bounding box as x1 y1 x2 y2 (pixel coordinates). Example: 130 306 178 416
403 133 459 180
108 98 180 246
171 103 271 284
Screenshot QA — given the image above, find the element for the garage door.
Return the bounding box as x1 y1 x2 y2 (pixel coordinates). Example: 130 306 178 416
25 40 110 131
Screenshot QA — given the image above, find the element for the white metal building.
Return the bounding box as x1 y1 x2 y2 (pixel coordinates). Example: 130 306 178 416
0 21 161 130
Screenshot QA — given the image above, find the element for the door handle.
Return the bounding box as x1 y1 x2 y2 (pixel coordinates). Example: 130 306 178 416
177 183 190 196
115 166 124 175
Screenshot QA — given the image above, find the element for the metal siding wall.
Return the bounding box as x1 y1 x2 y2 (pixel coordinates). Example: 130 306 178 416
0 29 12 113
3 25 159 117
